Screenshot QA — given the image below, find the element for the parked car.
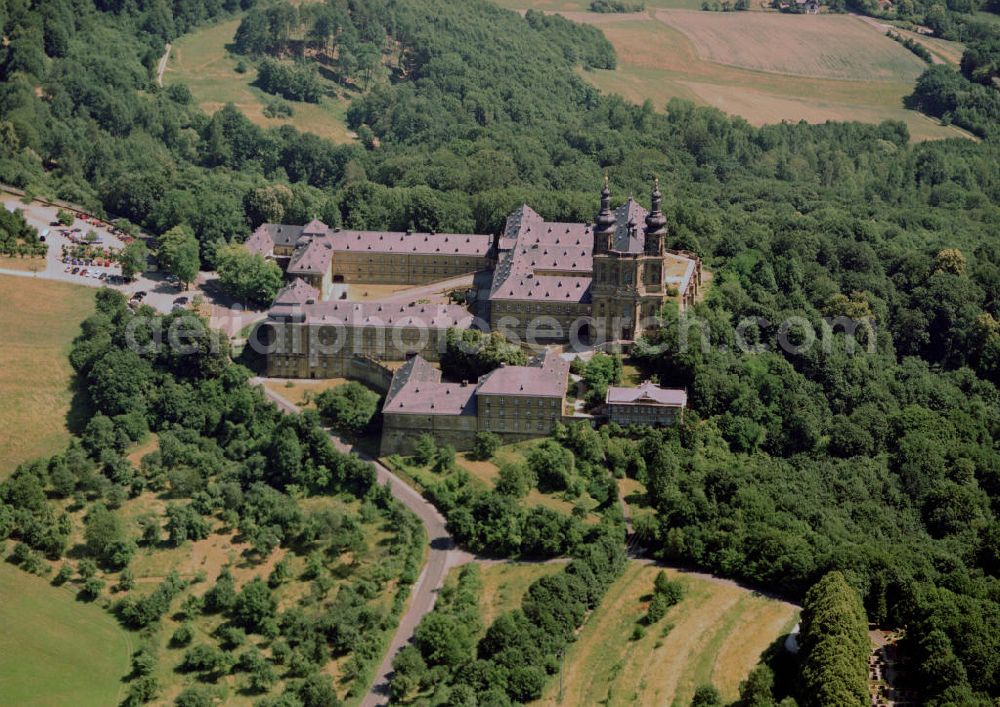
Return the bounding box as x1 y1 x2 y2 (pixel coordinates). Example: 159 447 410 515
173 296 189 306
80 269 88 276
71 267 79 274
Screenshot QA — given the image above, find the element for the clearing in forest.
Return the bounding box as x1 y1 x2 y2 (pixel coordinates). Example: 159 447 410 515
506 2 969 140
657 11 927 81
263 377 351 408
446 561 566 631
531 560 799 706
0 562 131 706
165 18 354 144
0 275 95 478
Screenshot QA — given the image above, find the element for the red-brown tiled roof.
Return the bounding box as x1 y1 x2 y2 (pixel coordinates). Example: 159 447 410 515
383 356 477 416
606 381 687 407
476 349 569 398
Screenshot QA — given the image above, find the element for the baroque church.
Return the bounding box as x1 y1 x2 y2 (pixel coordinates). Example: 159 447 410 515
249 180 702 379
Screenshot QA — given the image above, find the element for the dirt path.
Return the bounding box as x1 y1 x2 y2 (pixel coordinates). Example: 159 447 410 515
851 14 946 65
254 381 475 707
157 43 171 86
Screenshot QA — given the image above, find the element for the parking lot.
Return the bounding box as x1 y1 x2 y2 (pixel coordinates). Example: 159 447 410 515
1 194 269 335
1 196 188 313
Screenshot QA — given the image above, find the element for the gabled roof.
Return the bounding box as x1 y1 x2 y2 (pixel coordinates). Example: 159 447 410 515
287 237 335 275
244 224 276 256
273 278 319 306
611 198 648 254
489 205 595 302
302 219 329 236
382 355 477 416
261 223 307 248
326 230 492 257
267 300 474 328
475 348 570 398
606 381 687 407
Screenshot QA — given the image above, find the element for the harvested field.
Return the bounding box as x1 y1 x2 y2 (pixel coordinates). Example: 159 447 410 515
657 10 927 81
0 275 95 478
531 560 799 706
564 11 969 141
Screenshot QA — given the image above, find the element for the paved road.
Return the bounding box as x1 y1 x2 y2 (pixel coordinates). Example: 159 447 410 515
253 381 474 706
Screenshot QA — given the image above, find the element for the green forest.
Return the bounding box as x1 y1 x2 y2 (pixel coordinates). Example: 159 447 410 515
2 0 1000 703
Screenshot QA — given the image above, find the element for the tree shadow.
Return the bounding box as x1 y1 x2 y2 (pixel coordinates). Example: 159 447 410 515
65 373 93 436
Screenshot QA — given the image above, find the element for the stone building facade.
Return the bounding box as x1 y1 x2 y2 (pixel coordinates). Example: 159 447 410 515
379 349 571 455
257 279 473 378
487 179 701 343
246 220 494 297
250 181 703 378
605 381 687 426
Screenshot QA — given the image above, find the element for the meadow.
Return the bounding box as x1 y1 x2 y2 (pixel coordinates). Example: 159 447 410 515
0 275 95 478
164 18 355 144
659 10 926 81
263 377 350 408
502 3 969 140
531 560 800 706
445 561 566 631
0 562 132 706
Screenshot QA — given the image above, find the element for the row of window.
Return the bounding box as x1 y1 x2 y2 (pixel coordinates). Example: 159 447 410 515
482 419 548 431
482 397 560 408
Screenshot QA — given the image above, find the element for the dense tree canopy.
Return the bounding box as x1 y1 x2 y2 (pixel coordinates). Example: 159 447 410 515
1 0 1000 700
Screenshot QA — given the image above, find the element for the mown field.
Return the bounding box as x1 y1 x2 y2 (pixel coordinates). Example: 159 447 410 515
503 3 969 140
447 561 566 631
494 0 712 10
0 561 132 706
531 560 799 706
660 10 926 81
164 18 355 144
263 377 350 408
0 275 95 478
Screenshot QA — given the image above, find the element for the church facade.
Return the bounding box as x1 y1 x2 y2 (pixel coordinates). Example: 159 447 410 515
250 181 703 378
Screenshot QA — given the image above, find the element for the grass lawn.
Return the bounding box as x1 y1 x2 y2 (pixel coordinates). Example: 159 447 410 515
531 560 799 706
165 17 354 144
459 562 566 630
0 255 48 271
458 442 604 521
620 362 645 387
0 275 95 478
0 561 131 706
263 377 350 408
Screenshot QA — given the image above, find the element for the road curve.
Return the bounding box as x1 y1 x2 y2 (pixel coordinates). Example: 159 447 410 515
253 380 473 706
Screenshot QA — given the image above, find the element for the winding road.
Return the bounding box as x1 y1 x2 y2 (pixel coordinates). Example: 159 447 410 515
254 381 474 706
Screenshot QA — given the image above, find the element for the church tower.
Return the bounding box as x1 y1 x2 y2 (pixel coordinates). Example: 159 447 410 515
593 175 615 255
644 178 667 256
